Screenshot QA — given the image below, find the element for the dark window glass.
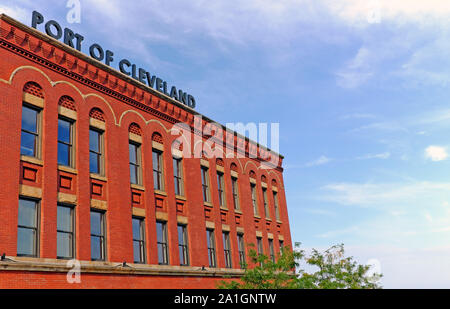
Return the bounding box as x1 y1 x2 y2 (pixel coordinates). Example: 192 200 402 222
21 105 39 157
231 177 240 210
279 240 284 255
57 205 74 259
217 173 225 207
153 150 164 191
263 188 270 219
251 184 258 216
269 239 275 263
201 167 210 202
223 232 232 268
178 225 189 266
257 237 263 266
129 143 141 185
273 192 280 221
17 198 39 257
157 221 169 265
237 233 246 269
57 118 74 167
89 129 103 174
90 211 105 261
132 217 146 263
173 158 184 196
206 229 216 267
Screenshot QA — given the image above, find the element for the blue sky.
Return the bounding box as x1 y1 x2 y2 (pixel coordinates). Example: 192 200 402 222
2 0 450 288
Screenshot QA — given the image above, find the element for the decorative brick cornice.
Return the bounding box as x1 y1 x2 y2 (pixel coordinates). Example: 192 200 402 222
0 14 284 170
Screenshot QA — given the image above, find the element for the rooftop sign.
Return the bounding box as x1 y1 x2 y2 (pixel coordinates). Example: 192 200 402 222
30 10 196 109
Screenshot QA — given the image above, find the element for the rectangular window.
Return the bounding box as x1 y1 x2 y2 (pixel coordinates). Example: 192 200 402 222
132 217 146 264
129 142 141 185
157 221 169 265
257 237 263 266
206 229 216 268
201 167 210 203
217 172 226 208
237 233 246 269
279 240 284 255
269 239 275 263
173 158 184 196
89 128 104 175
273 192 280 221
17 198 39 257
178 225 189 266
57 204 74 259
58 117 75 167
90 210 106 261
251 184 259 216
153 150 164 191
231 177 240 210
223 232 232 268
21 105 40 158
263 188 270 219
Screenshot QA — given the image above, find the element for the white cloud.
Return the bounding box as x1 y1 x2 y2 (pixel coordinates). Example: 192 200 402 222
321 181 450 207
344 245 450 288
357 152 391 160
336 47 374 88
327 0 450 28
0 4 28 22
304 155 332 167
425 146 448 161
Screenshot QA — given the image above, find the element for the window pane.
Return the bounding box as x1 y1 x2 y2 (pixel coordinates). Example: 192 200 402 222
20 131 36 157
57 206 72 232
179 246 185 263
57 232 73 258
178 225 184 243
91 236 101 260
89 130 100 152
153 170 160 190
157 244 164 263
22 106 38 132
156 222 164 243
133 241 141 262
58 119 71 144
130 164 138 184
129 144 137 164
90 211 102 235
174 178 180 195
132 218 141 240
18 199 37 227
90 152 100 174
173 159 179 177
201 169 207 185
17 228 36 256
58 143 70 166
152 151 159 171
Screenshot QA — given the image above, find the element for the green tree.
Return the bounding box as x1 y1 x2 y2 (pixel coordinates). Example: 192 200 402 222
218 243 382 289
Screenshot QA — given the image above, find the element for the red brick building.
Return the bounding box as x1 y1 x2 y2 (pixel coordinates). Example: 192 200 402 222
0 14 292 289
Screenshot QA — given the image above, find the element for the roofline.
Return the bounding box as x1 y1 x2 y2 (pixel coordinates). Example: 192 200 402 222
0 13 284 159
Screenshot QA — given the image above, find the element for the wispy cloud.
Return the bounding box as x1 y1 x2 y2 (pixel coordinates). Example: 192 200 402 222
336 47 374 88
0 4 29 21
357 152 391 160
304 208 336 217
304 155 332 167
320 181 450 207
340 113 377 120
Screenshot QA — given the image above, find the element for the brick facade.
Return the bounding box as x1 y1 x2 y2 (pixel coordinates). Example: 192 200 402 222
0 14 292 289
